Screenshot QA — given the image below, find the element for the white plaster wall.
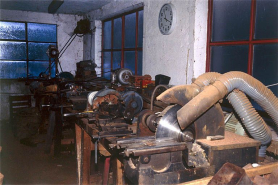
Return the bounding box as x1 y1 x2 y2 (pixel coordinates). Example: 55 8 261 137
0 9 83 74
143 0 195 85
193 0 208 78
83 0 209 85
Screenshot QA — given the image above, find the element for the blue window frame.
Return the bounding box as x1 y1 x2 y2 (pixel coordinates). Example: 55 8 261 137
0 21 57 79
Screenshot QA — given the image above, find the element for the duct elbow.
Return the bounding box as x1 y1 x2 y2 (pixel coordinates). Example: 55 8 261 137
177 81 227 130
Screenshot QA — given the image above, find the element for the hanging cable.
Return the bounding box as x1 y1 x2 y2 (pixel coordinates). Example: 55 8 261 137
59 34 76 55
58 34 77 59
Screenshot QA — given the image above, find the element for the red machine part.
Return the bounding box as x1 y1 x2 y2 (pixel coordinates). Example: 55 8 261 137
141 80 154 88
131 75 153 88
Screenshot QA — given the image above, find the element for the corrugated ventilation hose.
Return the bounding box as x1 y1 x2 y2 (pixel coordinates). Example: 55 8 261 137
180 72 276 156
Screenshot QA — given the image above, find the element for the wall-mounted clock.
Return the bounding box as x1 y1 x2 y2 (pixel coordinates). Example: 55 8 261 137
158 3 176 35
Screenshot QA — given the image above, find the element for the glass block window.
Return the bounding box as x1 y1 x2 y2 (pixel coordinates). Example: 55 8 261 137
0 21 57 79
207 0 278 99
102 8 143 79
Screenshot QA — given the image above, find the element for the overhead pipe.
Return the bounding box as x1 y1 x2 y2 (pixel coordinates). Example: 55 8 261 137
177 72 278 134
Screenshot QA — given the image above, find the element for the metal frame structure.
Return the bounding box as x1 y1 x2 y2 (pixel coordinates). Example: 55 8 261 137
0 20 57 79
101 7 143 76
206 0 278 74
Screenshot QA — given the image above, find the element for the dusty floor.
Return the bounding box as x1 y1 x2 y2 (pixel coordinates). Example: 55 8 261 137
0 121 77 184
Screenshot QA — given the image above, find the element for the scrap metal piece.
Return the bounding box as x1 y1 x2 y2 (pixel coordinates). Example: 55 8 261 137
206 135 225 141
187 142 210 167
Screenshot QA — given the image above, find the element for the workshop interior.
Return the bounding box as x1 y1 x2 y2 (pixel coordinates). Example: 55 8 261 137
0 0 278 184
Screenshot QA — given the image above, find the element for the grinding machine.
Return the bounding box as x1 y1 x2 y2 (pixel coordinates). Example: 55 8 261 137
108 71 278 184
76 87 144 139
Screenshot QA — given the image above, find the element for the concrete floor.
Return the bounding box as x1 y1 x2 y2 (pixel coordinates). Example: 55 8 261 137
0 121 77 184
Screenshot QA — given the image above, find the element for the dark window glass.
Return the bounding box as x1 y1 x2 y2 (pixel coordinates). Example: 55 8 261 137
212 0 251 42
124 51 135 74
255 0 278 39
0 61 27 78
103 52 111 79
102 9 143 76
113 18 122 49
0 22 25 40
0 21 57 79
210 45 249 74
28 43 55 60
28 61 55 78
0 41 26 60
253 43 278 96
138 10 143 48
27 23 56 42
125 12 136 48
137 51 142 75
103 21 111 49
112 51 121 69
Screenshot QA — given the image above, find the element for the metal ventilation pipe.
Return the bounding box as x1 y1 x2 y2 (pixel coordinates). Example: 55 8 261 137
192 72 272 146
177 71 278 135
156 84 200 106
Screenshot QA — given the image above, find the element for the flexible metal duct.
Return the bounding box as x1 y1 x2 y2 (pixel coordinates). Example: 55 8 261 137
193 72 222 88
193 72 272 145
228 90 272 145
177 72 278 134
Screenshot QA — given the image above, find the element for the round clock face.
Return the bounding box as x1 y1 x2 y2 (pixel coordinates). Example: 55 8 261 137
158 3 176 35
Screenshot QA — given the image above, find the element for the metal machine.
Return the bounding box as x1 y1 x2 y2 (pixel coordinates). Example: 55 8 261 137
107 71 278 184
111 95 227 184
76 88 143 139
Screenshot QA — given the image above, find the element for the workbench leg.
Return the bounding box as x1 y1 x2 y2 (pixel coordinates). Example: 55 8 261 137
54 110 62 157
75 124 82 185
45 110 55 154
102 157 111 185
112 158 125 185
82 131 91 185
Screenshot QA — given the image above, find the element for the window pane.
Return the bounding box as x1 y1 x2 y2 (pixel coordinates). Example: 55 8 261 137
138 10 143 48
103 52 111 79
113 18 122 49
0 41 26 60
112 51 121 69
103 21 112 49
125 12 136 48
0 21 25 40
27 23 56 42
0 61 26 78
29 43 55 60
210 45 249 74
255 0 278 39
212 0 251 42
28 61 55 78
124 51 135 74
137 51 142 75
253 44 278 96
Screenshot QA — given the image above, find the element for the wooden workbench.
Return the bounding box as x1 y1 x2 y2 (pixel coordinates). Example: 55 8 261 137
74 117 135 185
